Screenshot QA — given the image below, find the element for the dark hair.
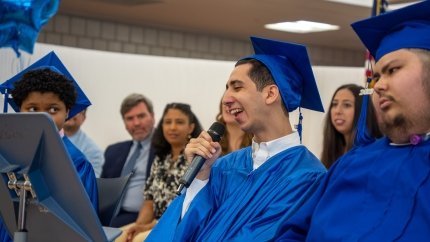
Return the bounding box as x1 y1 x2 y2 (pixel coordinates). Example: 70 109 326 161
235 59 288 115
11 68 77 111
321 84 381 168
216 99 252 155
410 48 430 98
120 93 154 117
152 103 203 160
235 59 275 91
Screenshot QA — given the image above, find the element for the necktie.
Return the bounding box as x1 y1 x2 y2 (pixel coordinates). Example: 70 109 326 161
121 142 142 176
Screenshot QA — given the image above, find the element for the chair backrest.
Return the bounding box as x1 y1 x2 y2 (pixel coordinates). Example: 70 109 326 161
97 172 132 227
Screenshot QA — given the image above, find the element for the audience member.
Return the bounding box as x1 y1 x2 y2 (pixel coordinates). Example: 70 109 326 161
101 93 155 227
321 84 381 168
277 1 430 240
116 103 203 242
216 98 253 155
0 53 98 241
64 108 105 177
146 36 327 241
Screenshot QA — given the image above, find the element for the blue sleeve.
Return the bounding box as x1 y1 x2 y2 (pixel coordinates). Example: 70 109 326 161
146 184 218 242
63 136 99 211
0 220 12 242
146 155 232 242
275 160 343 241
236 171 326 242
76 158 99 212
145 195 184 242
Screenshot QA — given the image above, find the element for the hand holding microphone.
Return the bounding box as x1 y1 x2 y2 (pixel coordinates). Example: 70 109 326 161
177 122 225 194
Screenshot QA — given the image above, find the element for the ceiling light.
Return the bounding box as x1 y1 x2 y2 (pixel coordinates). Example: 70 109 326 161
265 20 339 34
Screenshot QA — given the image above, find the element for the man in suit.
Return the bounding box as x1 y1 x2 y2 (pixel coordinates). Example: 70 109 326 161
101 93 155 227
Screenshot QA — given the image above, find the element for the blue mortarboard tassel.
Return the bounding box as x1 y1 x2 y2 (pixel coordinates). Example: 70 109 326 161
354 77 375 147
295 108 303 144
353 0 388 147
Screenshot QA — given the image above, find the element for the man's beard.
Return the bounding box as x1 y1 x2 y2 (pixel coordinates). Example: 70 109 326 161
378 113 410 143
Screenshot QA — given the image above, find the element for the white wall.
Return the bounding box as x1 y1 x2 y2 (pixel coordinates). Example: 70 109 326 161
0 43 365 158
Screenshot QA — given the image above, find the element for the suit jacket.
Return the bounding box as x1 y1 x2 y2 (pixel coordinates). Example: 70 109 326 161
101 140 154 179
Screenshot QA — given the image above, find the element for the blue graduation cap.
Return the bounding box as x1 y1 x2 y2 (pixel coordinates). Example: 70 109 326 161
240 36 324 113
0 51 91 120
239 36 324 142
351 0 430 61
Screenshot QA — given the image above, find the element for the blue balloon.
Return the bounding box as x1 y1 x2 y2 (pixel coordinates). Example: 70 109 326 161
0 0 59 57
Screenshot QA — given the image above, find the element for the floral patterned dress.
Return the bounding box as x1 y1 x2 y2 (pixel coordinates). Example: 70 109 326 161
143 153 188 219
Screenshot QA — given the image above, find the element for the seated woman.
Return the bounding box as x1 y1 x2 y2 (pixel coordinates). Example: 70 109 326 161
215 98 253 155
320 84 381 168
117 103 203 242
0 63 98 241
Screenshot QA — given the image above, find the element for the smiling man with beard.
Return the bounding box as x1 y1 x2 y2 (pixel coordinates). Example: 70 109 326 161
145 36 327 241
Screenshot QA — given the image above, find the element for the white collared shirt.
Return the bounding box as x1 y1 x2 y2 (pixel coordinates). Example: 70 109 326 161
252 131 301 170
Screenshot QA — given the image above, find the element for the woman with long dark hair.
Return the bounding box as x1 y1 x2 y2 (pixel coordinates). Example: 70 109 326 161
321 84 381 168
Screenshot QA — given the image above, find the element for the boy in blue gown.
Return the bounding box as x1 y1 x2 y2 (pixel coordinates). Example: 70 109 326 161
277 1 430 241
146 37 327 241
0 52 98 241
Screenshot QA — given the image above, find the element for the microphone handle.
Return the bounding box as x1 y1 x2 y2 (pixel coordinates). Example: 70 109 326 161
178 156 205 189
176 123 224 195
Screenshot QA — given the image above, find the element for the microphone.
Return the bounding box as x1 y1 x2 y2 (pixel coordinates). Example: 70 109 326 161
177 122 225 194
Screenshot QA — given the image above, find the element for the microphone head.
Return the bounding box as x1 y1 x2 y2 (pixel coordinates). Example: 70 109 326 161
207 122 225 142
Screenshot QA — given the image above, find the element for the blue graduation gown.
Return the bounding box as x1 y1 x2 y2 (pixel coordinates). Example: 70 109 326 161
62 136 98 211
146 145 326 241
0 222 11 242
277 137 430 241
0 136 98 242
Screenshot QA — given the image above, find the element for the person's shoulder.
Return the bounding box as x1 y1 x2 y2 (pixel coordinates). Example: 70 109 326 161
106 140 133 149
279 145 320 163
280 145 327 174
213 146 252 169
63 136 89 164
343 136 388 160
328 137 388 176
222 146 251 159
104 140 133 154
63 135 79 153
74 129 100 146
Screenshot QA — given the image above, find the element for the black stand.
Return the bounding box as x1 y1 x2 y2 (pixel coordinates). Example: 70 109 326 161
0 113 121 242
6 172 37 242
